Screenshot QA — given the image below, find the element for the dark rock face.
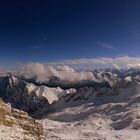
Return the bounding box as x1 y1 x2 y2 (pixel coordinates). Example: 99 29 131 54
0 75 50 117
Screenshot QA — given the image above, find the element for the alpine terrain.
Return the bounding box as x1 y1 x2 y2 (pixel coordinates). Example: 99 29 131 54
0 68 140 140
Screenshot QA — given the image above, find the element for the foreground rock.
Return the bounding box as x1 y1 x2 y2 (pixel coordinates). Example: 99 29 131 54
0 98 44 140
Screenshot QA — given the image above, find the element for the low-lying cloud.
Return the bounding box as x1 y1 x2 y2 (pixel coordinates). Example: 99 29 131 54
17 63 96 83
4 56 140 83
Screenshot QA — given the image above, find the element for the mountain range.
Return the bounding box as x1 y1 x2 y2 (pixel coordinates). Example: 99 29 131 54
0 68 140 140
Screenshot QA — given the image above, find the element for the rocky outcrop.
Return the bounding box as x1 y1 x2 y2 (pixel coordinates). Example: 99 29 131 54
0 75 64 116
0 98 44 140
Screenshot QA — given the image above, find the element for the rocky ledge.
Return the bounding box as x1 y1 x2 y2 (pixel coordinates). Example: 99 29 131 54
0 98 44 140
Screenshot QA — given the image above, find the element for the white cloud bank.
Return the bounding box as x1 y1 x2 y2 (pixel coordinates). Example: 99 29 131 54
17 63 96 82
9 56 140 83
49 56 140 69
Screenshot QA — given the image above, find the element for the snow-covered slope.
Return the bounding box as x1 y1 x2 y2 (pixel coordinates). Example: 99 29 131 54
26 83 64 104
41 79 140 140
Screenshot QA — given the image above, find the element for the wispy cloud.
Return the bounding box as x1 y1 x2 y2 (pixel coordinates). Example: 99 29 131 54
48 56 140 69
97 42 115 50
32 45 47 50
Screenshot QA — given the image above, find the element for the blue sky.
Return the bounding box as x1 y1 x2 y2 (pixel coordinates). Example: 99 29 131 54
0 0 140 67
